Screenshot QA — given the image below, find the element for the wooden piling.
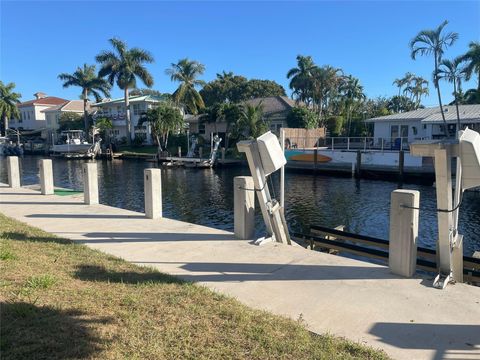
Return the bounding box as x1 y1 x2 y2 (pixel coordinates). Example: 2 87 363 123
398 150 405 181
355 151 362 178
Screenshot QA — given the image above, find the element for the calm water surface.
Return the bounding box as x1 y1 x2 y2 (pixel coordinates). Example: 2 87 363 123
1 156 479 255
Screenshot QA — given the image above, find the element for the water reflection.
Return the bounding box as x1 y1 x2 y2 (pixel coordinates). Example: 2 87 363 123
0 156 478 255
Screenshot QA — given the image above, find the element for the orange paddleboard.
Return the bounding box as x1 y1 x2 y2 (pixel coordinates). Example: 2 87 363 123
290 153 332 162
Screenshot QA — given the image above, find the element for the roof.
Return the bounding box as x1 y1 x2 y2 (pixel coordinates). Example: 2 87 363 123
18 96 68 107
92 95 163 107
244 96 296 116
365 105 480 124
42 100 87 113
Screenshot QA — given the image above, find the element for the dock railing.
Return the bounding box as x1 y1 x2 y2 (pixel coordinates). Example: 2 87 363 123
284 136 410 152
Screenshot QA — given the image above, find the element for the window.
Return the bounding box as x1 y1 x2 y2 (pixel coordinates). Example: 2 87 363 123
400 125 408 138
390 125 399 139
133 104 142 115
199 123 205 134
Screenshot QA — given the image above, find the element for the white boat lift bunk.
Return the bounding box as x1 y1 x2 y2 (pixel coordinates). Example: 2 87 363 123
410 128 480 288
237 131 291 245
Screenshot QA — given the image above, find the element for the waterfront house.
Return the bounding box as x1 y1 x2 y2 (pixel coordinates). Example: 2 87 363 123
187 96 298 142
42 100 87 131
365 104 480 149
10 92 67 133
91 95 163 144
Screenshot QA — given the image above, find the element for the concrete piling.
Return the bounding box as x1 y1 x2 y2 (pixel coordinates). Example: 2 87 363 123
39 159 54 195
82 162 99 205
144 168 162 219
7 156 20 188
234 176 255 240
389 189 420 277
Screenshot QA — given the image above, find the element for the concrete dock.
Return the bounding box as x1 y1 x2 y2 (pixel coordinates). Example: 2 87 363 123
1 184 479 360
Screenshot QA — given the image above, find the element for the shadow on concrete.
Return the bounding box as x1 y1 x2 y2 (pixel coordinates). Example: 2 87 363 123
2 231 72 245
172 261 404 282
73 264 182 285
78 232 236 243
0 201 83 206
369 322 480 360
26 214 146 220
0 302 110 359
81 260 405 282
0 192 41 196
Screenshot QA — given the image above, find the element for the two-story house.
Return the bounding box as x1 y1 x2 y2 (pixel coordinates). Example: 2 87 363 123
10 92 68 133
91 95 163 144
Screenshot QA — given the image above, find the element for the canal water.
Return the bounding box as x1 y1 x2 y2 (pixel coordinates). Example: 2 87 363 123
1 156 479 256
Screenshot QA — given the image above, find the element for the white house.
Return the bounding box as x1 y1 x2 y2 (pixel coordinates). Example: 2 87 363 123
91 95 163 144
42 100 86 131
10 92 67 132
365 104 480 149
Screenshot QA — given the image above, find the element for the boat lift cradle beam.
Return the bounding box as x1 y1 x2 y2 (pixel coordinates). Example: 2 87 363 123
410 140 463 288
237 133 291 245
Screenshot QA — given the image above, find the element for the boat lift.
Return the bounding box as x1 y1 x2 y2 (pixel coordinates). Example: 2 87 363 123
237 131 291 245
410 128 480 288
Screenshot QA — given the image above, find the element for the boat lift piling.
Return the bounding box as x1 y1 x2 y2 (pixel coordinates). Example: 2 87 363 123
237 132 291 245
410 128 480 288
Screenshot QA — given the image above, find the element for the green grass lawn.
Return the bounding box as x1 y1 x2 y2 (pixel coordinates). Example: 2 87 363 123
0 214 389 359
118 145 158 155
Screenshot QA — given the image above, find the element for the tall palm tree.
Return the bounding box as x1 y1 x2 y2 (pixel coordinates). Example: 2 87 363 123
287 55 316 105
58 64 111 134
166 58 206 115
461 41 480 91
341 75 365 136
437 57 466 134
96 38 154 145
410 20 458 134
393 72 414 112
0 81 21 136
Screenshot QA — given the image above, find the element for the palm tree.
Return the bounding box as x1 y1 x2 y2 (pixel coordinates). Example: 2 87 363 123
237 102 267 139
461 41 480 91
410 20 458 134
0 81 21 136
58 64 111 134
287 55 316 105
96 38 154 145
406 76 429 109
437 57 466 134
341 75 365 136
166 58 206 115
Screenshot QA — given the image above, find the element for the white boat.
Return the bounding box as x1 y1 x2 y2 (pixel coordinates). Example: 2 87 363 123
51 130 100 159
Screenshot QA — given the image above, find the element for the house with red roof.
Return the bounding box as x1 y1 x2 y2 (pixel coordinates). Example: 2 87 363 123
10 92 67 133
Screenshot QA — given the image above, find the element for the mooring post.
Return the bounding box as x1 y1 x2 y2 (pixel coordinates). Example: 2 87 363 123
144 168 162 219
199 147 203 159
7 156 20 188
355 150 362 178
82 162 99 205
221 147 225 163
178 146 182 158
389 189 420 277
398 150 405 181
313 148 318 173
234 176 255 240
39 159 54 195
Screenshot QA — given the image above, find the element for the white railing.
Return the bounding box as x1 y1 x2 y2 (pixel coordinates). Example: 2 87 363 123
284 136 411 151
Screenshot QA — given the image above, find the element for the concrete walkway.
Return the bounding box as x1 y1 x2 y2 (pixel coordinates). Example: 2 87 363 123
1 184 479 360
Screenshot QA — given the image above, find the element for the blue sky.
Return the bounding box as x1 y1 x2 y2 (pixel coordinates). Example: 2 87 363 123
1 1 479 106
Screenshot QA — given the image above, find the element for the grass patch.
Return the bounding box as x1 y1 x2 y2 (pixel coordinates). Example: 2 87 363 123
24 275 57 290
118 145 157 155
0 246 17 260
0 213 390 359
